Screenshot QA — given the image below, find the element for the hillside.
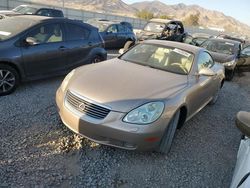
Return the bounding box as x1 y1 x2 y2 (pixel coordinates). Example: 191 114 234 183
28 0 250 36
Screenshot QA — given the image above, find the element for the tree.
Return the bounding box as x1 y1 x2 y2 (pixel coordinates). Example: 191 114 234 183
183 13 200 26
135 10 154 20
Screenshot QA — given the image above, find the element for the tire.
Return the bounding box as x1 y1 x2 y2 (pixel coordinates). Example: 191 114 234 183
0 64 19 96
226 69 235 81
123 40 135 51
157 110 180 154
91 55 103 64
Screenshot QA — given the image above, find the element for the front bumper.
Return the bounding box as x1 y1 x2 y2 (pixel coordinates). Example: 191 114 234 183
56 88 170 151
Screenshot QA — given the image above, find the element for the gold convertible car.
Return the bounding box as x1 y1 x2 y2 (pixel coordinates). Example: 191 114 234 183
56 40 225 154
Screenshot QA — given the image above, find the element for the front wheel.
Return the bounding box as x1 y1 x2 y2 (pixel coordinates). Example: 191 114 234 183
0 64 19 96
157 110 180 154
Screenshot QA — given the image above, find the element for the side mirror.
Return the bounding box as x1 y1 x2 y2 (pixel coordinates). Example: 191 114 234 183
198 67 216 76
106 31 113 34
25 37 38 46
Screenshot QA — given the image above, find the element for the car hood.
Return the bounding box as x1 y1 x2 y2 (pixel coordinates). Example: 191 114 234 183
209 51 235 63
0 10 20 16
68 59 188 112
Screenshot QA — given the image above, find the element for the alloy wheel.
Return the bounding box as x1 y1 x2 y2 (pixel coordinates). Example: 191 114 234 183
0 69 16 94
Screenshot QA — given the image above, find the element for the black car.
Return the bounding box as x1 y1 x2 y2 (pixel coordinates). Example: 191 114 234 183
0 15 107 96
123 18 186 51
200 38 242 80
184 33 213 46
88 20 136 49
0 4 64 18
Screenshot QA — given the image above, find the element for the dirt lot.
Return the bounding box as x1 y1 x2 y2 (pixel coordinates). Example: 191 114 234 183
1 54 250 187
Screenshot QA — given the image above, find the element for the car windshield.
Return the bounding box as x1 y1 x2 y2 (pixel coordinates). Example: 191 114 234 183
120 43 194 75
0 18 37 41
13 5 37 14
201 40 235 55
144 22 165 33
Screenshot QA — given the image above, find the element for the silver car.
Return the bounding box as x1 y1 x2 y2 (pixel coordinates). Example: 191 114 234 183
231 111 250 188
56 40 225 154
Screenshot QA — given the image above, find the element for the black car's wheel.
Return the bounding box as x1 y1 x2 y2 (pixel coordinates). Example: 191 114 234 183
123 40 135 51
0 64 19 96
157 110 180 154
91 55 102 64
226 69 235 81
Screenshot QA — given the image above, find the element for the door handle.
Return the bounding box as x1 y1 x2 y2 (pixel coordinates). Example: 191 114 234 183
58 46 67 51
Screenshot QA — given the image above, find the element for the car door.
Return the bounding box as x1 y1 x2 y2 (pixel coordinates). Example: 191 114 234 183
102 24 118 48
21 22 68 77
187 52 219 116
63 22 92 70
117 24 127 47
237 45 250 68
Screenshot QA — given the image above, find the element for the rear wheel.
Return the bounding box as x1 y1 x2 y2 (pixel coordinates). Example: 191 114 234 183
157 110 180 154
91 55 103 64
226 69 235 81
0 64 19 96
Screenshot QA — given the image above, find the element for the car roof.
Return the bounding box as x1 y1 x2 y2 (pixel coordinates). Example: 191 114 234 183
143 40 202 55
4 15 96 29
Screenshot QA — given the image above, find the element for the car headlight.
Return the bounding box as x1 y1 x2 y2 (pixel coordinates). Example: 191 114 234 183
223 60 235 66
61 69 75 92
123 102 165 124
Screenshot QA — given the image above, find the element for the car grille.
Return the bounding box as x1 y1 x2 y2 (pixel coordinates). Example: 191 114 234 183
66 91 110 120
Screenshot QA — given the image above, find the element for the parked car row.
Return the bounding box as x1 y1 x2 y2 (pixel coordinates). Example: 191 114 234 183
0 5 250 187
0 4 64 18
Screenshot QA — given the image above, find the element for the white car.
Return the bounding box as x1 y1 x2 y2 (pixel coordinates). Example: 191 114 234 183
231 111 250 188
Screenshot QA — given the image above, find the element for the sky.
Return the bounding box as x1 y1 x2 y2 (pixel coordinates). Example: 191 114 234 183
123 0 250 26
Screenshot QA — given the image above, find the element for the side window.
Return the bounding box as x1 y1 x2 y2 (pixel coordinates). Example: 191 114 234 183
26 23 63 44
36 9 51 17
107 25 118 33
242 46 250 56
197 52 214 71
66 23 90 41
117 24 126 33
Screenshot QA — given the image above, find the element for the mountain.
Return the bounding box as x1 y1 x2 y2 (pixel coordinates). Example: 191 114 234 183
29 0 137 15
131 1 250 36
28 0 250 37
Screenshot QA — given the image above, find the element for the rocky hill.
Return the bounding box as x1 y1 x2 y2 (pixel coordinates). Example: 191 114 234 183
28 0 250 36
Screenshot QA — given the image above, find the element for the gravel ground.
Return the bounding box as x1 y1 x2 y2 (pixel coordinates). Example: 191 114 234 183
1 51 250 187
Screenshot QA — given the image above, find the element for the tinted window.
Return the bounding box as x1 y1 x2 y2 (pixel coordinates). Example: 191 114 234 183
51 10 63 17
107 25 118 33
241 46 250 56
66 24 90 41
26 23 64 44
117 24 126 33
36 9 51 17
197 52 214 71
